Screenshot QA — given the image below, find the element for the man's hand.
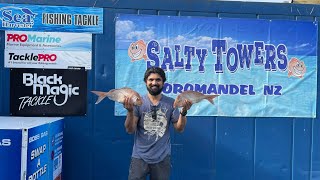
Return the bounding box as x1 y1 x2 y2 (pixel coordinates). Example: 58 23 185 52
124 96 134 112
181 99 192 115
124 96 138 134
174 99 192 132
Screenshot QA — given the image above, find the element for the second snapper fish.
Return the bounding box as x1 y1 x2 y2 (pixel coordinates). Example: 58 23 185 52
173 90 219 108
91 87 143 105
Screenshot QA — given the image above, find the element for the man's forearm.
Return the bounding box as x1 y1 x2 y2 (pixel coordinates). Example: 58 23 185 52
175 114 187 132
124 110 136 134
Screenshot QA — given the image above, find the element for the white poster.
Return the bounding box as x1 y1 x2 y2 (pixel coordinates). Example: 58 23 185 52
5 31 92 51
5 50 92 69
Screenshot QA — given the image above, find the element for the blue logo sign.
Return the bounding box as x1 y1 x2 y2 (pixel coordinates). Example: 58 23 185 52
0 3 103 33
0 6 37 28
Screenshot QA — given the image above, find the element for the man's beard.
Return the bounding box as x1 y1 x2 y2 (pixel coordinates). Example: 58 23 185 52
147 85 163 96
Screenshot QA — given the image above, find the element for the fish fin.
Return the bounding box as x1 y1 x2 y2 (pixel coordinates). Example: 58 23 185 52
288 72 292 77
91 91 109 104
206 94 219 104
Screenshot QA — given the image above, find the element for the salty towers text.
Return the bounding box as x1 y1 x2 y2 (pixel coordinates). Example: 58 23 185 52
146 39 288 73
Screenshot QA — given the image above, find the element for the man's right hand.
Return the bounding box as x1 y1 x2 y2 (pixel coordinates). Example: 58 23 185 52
124 96 134 112
124 96 138 134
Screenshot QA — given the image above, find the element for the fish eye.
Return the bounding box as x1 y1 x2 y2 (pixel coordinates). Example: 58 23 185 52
135 45 138 49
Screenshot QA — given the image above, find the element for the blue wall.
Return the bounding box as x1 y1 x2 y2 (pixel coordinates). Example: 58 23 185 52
1 0 320 179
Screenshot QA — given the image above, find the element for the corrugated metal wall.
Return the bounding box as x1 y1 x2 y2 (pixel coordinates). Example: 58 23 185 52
0 0 320 179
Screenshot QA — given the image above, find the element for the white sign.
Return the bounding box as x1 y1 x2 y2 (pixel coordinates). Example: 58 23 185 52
5 50 92 69
5 31 92 51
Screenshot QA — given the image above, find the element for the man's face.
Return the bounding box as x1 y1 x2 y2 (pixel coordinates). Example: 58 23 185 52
146 73 164 96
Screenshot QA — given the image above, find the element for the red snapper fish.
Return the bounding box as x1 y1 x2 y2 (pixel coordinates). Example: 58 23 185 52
91 87 143 105
173 90 219 108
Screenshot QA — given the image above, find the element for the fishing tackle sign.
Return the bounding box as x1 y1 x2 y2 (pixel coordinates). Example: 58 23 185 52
0 3 103 33
115 14 318 117
10 68 87 116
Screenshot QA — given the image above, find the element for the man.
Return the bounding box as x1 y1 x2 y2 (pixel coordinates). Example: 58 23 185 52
124 67 192 180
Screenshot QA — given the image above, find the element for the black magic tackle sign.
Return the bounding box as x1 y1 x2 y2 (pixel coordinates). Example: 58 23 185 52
10 68 87 116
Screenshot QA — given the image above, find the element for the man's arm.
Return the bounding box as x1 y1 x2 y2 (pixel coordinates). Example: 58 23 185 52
174 100 192 133
124 97 138 134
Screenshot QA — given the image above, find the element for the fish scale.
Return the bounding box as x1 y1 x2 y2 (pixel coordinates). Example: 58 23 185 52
181 92 206 103
174 90 219 108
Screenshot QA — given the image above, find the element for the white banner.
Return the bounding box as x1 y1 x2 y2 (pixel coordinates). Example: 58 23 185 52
5 50 92 69
5 31 92 51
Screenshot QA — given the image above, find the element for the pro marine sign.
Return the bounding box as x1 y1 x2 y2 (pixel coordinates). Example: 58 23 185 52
10 68 87 116
5 31 92 51
115 14 318 117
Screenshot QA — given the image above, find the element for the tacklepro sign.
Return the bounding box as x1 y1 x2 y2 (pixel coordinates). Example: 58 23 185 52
4 50 92 70
10 68 87 116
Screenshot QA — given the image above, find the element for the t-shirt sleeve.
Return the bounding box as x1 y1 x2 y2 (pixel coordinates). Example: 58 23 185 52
171 107 180 123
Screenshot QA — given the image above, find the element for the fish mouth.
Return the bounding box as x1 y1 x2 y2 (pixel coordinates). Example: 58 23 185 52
293 66 304 76
131 49 142 58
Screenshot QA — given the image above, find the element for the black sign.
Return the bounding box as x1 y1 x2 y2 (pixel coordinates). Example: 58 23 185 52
10 68 87 116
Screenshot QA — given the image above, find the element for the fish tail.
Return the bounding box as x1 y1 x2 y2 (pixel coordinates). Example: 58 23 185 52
206 94 219 104
91 91 109 104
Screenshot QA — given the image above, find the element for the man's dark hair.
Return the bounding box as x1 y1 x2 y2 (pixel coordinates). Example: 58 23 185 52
144 67 166 82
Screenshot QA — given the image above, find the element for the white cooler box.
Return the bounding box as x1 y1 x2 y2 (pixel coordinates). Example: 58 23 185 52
0 117 64 180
